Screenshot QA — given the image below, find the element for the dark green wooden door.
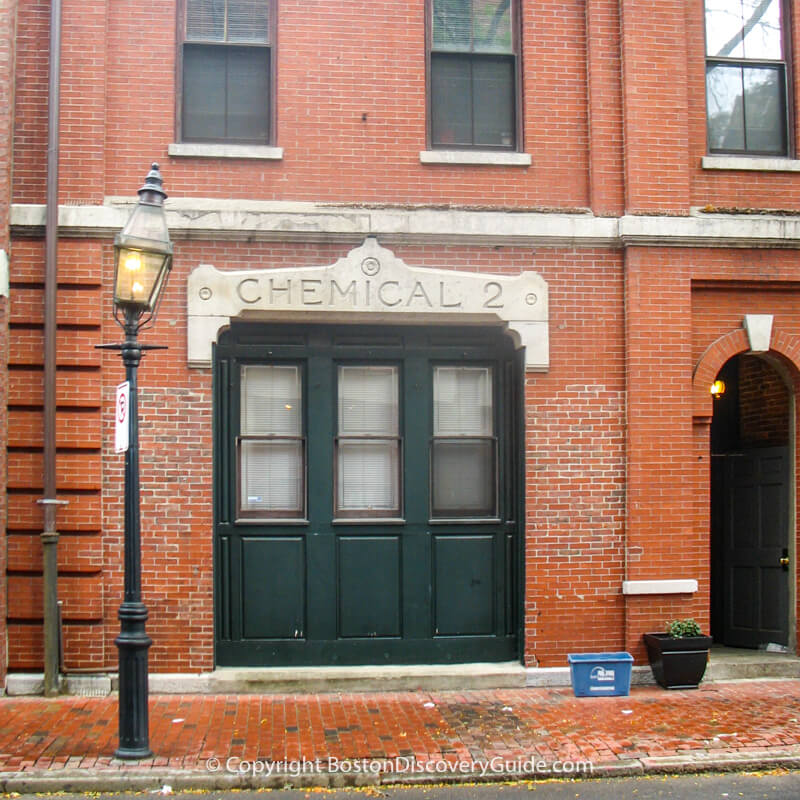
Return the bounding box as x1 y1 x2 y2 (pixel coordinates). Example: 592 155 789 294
214 323 521 666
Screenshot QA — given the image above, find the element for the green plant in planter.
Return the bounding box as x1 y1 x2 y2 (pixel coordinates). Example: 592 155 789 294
666 618 702 638
643 619 713 689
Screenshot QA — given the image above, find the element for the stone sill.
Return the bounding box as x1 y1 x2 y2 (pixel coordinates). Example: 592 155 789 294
702 155 800 172
420 150 531 166
622 579 698 595
168 143 284 160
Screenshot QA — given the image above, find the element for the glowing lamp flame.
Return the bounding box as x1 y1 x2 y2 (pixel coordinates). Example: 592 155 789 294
124 253 142 272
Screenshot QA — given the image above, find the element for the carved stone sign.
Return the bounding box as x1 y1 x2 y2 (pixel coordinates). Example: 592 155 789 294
187 237 549 370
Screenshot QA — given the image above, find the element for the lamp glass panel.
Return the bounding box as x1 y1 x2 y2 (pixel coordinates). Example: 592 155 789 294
121 201 171 245
114 248 168 308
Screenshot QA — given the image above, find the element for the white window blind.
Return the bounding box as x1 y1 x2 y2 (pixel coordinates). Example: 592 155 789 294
240 440 303 512
336 366 400 516
338 441 399 511
434 366 492 436
241 365 301 436
338 366 398 435
186 0 269 44
433 0 512 54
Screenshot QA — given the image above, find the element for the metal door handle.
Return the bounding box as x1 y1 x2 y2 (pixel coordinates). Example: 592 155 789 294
781 548 790 571
781 557 790 566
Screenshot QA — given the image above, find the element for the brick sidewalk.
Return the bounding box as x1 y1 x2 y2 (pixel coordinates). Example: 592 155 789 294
1 681 800 790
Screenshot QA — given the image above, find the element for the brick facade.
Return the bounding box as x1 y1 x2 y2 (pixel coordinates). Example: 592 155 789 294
4 0 800 683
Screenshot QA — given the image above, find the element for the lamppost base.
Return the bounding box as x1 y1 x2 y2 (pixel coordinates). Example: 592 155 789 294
114 745 154 761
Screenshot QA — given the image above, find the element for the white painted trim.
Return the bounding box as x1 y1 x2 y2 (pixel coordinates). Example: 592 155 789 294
622 579 698 595
702 155 800 172
0 249 8 297
168 143 284 160
420 150 531 166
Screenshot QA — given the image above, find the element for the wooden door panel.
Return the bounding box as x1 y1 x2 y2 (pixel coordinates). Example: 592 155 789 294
337 536 402 638
434 535 495 636
241 537 305 640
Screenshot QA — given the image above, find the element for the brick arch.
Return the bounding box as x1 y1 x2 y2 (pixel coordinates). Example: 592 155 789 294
693 326 800 418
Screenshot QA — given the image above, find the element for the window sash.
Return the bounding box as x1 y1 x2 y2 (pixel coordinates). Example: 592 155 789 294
241 364 301 436
338 365 399 435
430 53 515 149
238 436 306 518
431 437 497 517
186 0 270 44
182 43 271 144
706 61 787 155
335 438 402 517
704 0 782 60
432 0 514 54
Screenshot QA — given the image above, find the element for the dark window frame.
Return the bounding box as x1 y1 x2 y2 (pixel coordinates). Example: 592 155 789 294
425 0 523 151
704 0 793 157
176 0 277 145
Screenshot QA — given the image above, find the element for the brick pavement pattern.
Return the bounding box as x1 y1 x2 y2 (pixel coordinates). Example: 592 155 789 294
1 681 800 777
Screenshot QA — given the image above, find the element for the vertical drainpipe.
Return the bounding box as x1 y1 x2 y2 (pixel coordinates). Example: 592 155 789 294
39 0 63 697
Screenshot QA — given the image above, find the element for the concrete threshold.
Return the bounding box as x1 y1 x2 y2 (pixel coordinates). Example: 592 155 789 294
5 662 527 696
7 648 800 696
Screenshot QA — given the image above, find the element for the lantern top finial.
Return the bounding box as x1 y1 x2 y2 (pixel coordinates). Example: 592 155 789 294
138 163 167 203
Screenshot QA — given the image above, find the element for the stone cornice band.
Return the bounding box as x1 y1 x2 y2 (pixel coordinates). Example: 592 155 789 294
11 202 800 248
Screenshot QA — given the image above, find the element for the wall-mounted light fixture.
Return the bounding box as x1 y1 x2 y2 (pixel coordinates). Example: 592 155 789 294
710 379 726 399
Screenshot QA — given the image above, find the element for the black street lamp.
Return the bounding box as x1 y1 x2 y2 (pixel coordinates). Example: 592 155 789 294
102 163 173 759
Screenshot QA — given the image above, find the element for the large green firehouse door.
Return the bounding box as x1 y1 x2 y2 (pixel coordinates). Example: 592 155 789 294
214 323 521 666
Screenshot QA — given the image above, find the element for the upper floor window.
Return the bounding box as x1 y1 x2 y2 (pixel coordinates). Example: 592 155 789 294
428 0 519 150
705 0 789 156
180 0 274 144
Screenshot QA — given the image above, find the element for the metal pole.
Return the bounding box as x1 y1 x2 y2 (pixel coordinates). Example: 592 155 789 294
114 313 152 760
41 0 63 698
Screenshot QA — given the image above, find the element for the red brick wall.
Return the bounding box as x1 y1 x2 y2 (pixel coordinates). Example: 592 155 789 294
0 0 18 687
620 0 691 213
6 234 630 672
6 0 593 208
7 0 800 676
739 356 790 448
5 239 105 670
625 247 708 660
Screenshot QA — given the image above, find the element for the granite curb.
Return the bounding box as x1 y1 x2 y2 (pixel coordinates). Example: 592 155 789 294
2 752 800 794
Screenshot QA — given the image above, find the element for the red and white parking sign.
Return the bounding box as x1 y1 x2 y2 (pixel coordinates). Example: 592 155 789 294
115 381 130 454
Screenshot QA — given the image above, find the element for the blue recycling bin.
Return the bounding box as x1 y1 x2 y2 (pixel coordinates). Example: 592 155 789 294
568 652 633 697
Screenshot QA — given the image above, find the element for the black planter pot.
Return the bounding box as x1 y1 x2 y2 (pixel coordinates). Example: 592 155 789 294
643 633 713 689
